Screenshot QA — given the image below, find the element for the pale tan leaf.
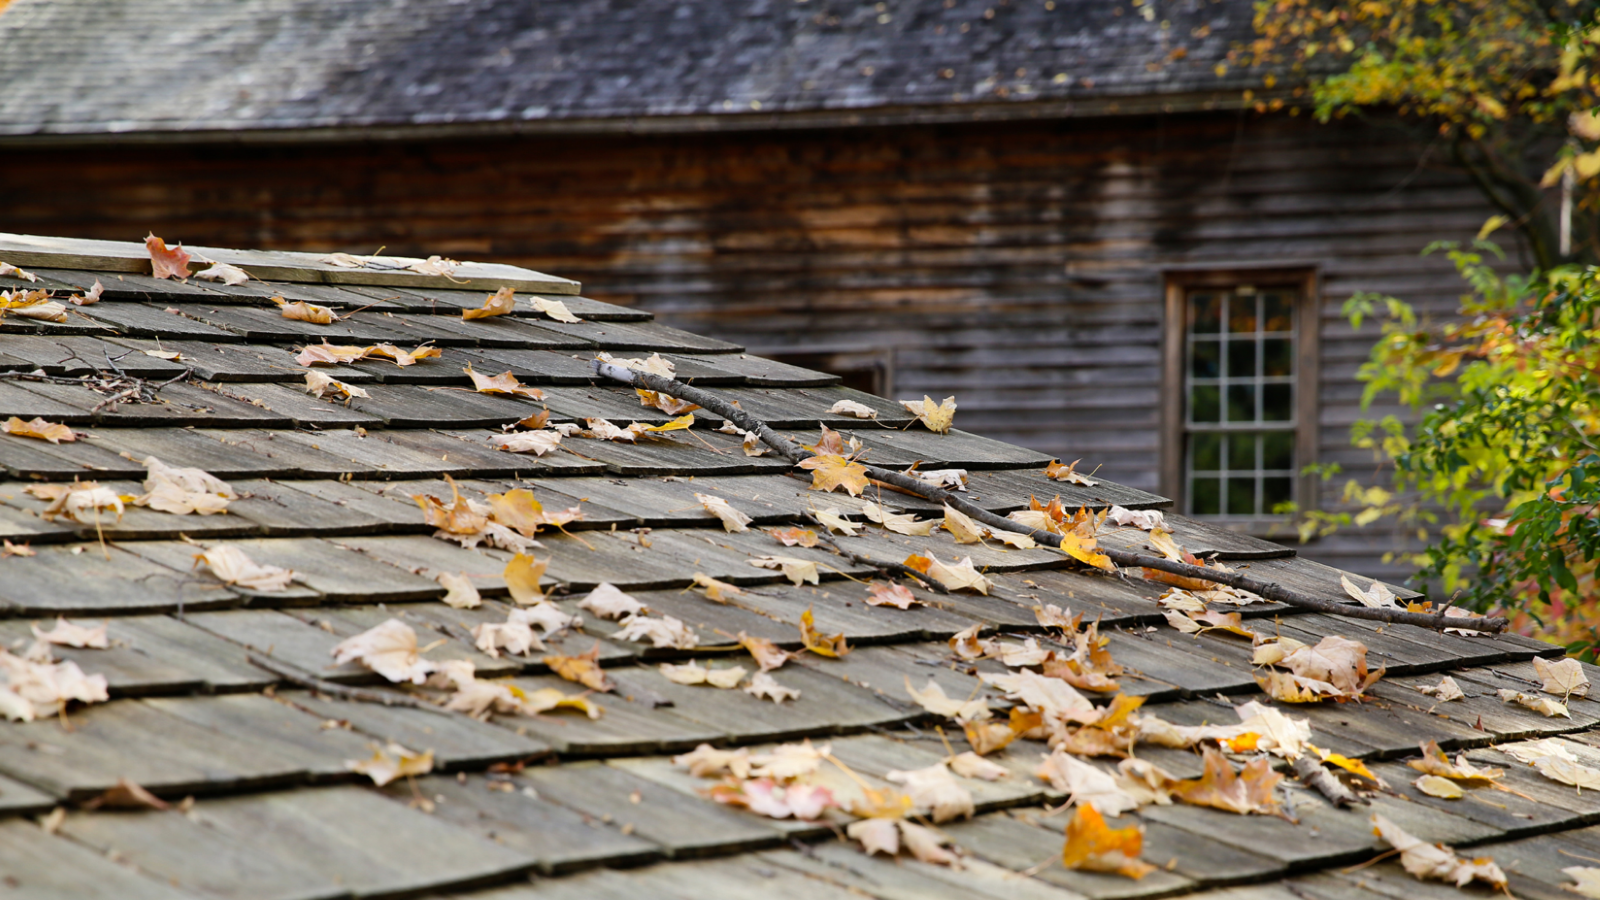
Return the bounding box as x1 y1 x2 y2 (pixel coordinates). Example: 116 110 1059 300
949 752 1009 781
278 299 335 324
1413 774 1464 799
303 370 368 400
1340 574 1399 609
196 545 293 592
331 619 436 684
748 555 820 586
578 583 645 620
1498 688 1570 718
1370 813 1506 888
848 818 901 857
30 618 108 649
1415 675 1465 702
693 572 744 603
1045 458 1098 486
940 504 985 544
347 743 433 787
1534 656 1590 699
436 571 481 609
866 581 919 608
531 296 582 323
488 429 564 455
673 743 752 778
812 507 860 536
614 614 699 649
744 671 801 703
886 763 974 823
828 399 878 419
2 416 76 444
905 676 990 721
862 501 939 535
695 492 751 532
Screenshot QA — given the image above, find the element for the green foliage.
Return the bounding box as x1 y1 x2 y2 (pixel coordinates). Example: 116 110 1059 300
1307 243 1600 651
1245 0 1600 268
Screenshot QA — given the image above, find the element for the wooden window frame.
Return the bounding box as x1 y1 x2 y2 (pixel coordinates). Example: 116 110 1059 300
1160 266 1321 534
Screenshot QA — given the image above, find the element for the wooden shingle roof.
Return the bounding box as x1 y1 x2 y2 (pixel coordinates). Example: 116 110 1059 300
0 232 1594 900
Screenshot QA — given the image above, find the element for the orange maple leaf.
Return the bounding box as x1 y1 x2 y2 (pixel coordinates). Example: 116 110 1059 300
1061 804 1154 879
1172 747 1282 815
145 233 192 280
543 643 612 692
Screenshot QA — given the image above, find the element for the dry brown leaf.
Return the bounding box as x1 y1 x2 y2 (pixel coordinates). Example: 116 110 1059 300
464 365 545 399
145 233 192 280
1499 688 1571 717
1045 458 1099 485
905 553 994 594
463 286 516 320
1416 675 1465 701
408 255 458 277
738 632 790 672
1534 656 1590 699
195 262 250 285
367 344 441 367
829 399 878 419
2 416 76 443
1371 813 1506 888
544 643 613 692
70 280 104 305
797 453 870 496
744 672 801 703
798 607 849 658
0 261 36 282
695 492 751 532
900 395 957 433
531 296 581 323
1171 748 1282 815
636 388 700 416
295 341 372 367
195 545 294 592
304 370 369 401
1276 634 1383 698
1061 803 1155 880
278 299 336 324
488 429 563 455
692 572 744 603
749 555 820 586
331 619 436 684
768 526 820 548
347 743 434 787
1408 741 1505 784
83 778 170 811
866 581 919 608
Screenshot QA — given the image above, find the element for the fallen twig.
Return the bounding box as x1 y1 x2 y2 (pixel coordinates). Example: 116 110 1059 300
591 360 1509 634
246 652 456 716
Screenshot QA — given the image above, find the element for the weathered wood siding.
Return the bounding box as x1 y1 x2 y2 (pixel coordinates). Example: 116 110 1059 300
0 113 1493 581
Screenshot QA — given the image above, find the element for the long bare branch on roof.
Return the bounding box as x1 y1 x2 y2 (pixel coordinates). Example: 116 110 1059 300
591 359 1509 634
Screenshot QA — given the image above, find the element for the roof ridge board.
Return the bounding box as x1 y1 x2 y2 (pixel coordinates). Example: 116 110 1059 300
0 233 581 295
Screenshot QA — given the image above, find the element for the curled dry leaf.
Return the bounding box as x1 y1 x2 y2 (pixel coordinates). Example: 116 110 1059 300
1370 814 1506 888
1498 737 1577 766
812 507 860 536
1498 688 1570 717
1256 634 1383 703
436 571 481 609
1531 755 1600 792
886 763 975 823
798 608 849 657
907 468 969 492
695 492 751 532
194 262 250 286
1172 748 1283 816
26 482 124 524
277 299 336 324
738 632 789 672
368 344 441 367
661 660 747 688
135 457 236 516
1534 656 1590 699
531 296 581 323
750 740 830 781
963 707 1040 756
745 672 801 703
31 618 108 649
614 613 700 649
0 261 36 281
584 418 648 443
797 454 870 496
674 744 753 779
1414 774 1465 799
347 743 434 787
407 255 457 277
749 555 820 586
464 366 544 400
848 819 960 866
145 233 192 280
1045 458 1098 486
331 619 437 684
598 351 675 378
637 388 699 416
3 416 76 443
0 649 110 721
463 287 516 320
71 279 104 305
866 581 919 609
1408 741 1505 785
768 526 819 548
948 752 1008 781
488 429 563 456
1061 804 1155 880
862 501 939 536
940 504 985 544
472 614 545 659
1416 675 1465 701
578 583 644 620
899 395 957 434
487 488 582 537
707 779 837 820
1035 750 1143 816
828 399 878 419
195 545 294 592
304 370 369 401
692 572 743 603
1105 506 1165 530
1340 574 1398 609
906 676 990 721
543 643 612 692
904 553 994 594
2 539 36 558
295 341 371 367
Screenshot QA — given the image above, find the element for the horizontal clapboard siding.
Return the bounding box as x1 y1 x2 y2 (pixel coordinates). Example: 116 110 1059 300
0 112 1498 585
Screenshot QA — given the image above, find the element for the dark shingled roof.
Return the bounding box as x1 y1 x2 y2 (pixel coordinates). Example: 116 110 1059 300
0 232 1594 900
0 0 1259 140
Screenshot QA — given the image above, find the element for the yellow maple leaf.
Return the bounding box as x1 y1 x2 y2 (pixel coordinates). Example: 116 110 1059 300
643 413 696 433
797 454 871 496
503 553 549 605
899 395 957 434
798 607 850 658
2 416 76 444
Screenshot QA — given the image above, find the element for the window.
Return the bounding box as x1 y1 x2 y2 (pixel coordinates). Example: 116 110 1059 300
1161 269 1319 526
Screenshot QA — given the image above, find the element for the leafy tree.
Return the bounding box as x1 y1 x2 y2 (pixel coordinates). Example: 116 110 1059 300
1305 242 1600 654
1242 0 1600 268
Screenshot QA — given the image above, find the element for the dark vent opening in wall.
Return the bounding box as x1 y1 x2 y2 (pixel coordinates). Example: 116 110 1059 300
762 350 893 398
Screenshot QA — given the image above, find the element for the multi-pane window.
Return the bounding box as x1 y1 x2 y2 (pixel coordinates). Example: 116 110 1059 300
1183 287 1297 518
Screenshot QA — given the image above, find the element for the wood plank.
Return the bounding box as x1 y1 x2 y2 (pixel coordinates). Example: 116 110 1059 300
0 819 206 900
761 844 1085 900
143 693 376 780
89 426 303 478
0 541 240 616
288 691 552 769
502 673 720 755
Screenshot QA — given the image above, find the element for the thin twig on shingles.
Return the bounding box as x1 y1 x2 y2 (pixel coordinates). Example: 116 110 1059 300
590 360 1510 634
245 652 457 717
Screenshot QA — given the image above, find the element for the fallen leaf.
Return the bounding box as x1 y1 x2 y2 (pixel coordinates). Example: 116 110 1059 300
0 261 36 282
949 752 1008 781
503 554 549 605
812 507 860 536
195 544 294 592
661 660 747 688
829 399 878 419
1499 737 1578 766
331 619 436 684
1340 574 1398 609
692 572 744 603
0 289 66 321
848 818 904 857
145 233 192 280
769 526 820 547
1061 803 1155 880
886 763 975 823
463 287 516 320
674 744 753 778
1566 867 1600 899
295 341 372 367
749 555 821 586
862 501 939 536
544 643 613 692
407 255 458 277
472 614 544 658
1105 506 1165 530
347 743 434 787
578 583 645 620
906 676 990 721
31 618 108 649
1036 750 1144 816
751 740 830 780
797 454 870 496
941 504 985 544
1414 774 1464 798
615 613 700 649
866 581 919 608
900 395 957 433
738 632 789 672
1277 634 1383 698
897 820 962 866
82 778 170 811
1408 741 1505 785
1531 756 1600 791
2 416 76 443
745 672 801 702
277 299 336 324
488 429 564 455
134 457 236 516
1416 676 1465 702
584 418 649 442
487 488 581 537
367 344 441 367
906 553 994 594
1 539 35 558
1045 458 1098 486
464 366 544 399
1172 748 1282 815
0 650 109 721
636 388 699 416
908 468 969 492
1534 656 1590 699
1498 688 1570 717
436 572 481 609
707 779 837 820
1370 813 1506 888
70 280 104 305
304 370 369 400
798 607 849 657
531 296 582 323
642 413 696 433
696 492 751 532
